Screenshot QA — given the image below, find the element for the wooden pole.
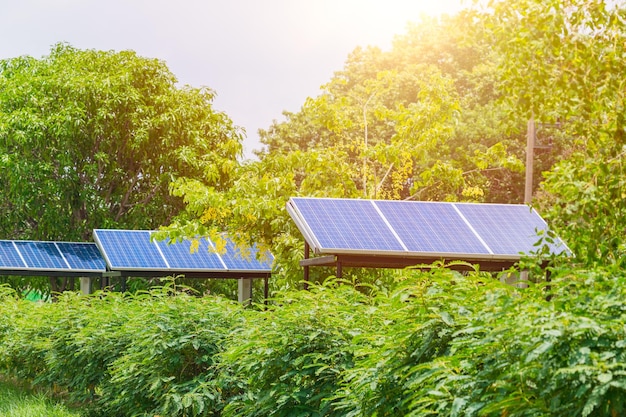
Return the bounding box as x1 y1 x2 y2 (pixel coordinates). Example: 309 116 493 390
524 117 536 204
303 241 310 290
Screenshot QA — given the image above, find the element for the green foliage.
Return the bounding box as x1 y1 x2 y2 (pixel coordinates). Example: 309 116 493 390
220 280 383 417
484 0 626 266
0 379 81 417
97 291 241 417
0 284 242 417
333 267 626 417
0 43 242 297
0 266 625 416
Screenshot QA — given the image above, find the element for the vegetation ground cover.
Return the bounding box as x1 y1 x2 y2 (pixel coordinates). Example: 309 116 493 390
0 379 81 417
0 265 624 416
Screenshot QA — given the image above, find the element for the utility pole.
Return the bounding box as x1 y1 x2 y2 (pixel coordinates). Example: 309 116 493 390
362 93 375 198
524 117 536 204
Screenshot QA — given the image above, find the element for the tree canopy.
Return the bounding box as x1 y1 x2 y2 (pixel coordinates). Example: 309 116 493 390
166 11 529 286
166 0 626 285
484 0 626 266
257 12 525 204
0 43 242 242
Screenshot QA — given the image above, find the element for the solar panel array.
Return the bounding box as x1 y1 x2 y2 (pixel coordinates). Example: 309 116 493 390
0 240 106 272
0 231 272 278
93 229 273 273
287 197 569 260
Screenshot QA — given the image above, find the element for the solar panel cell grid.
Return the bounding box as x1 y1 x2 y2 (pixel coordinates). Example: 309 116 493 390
94 230 168 269
220 238 273 271
56 242 106 271
454 204 549 256
14 241 67 269
291 198 404 252
156 237 226 270
0 241 25 268
374 201 491 255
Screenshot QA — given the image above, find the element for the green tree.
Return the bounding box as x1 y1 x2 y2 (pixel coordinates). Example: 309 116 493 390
167 12 530 289
484 0 626 266
257 13 527 204
0 43 243 291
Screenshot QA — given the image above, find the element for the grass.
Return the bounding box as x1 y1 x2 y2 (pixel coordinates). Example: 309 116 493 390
0 380 81 417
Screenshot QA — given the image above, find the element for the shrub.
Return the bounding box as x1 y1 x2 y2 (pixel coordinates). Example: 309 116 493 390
220 280 386 417
0 267 625 417
96 291 242 417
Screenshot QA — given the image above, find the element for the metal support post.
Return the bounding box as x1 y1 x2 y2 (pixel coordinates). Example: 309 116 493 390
238 278 252 304
80 277 92 295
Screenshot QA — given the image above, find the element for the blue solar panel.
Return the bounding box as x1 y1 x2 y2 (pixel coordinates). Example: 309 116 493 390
93 230 168 270
288 197 568 261
155 237 226 270
56 242 106 271
0 241 25 268
289 198 404 252
220 238 274 271
453 203 560 256
94 229 273 273
374 201 490 255
13 241 67 269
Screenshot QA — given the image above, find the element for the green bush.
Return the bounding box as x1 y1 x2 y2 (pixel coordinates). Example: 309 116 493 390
0 291 53 382
220 280 386 417
0 267 624 417
335 269 511 416
338 267 626 417
97 291 242 417
42 291 142 405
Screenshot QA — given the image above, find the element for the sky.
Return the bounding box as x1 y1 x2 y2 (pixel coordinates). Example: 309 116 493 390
0 0 466 159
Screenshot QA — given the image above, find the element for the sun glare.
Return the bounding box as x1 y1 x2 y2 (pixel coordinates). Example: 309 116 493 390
327 0 466 49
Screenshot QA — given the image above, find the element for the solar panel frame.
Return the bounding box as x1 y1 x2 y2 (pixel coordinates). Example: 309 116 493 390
94 229 273 275
0 240 106 273
287 197 407 256
287 197 569 262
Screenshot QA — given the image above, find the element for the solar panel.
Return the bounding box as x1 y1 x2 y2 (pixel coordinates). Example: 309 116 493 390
454 203 565 256
287 198 405 253
374 200 491 255
219 238 274 272
56 242 107 271
13 241 67 269
94 229 273 274
155 237 226 271
93 230 168 270
287 197 568 261
0 240 106 273
0 241 25 268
